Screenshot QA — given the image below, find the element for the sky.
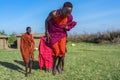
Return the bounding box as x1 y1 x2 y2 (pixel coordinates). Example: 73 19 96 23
0 0 120 35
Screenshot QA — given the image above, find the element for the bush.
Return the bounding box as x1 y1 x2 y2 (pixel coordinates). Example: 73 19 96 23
8 33 17 48
68 30 120 44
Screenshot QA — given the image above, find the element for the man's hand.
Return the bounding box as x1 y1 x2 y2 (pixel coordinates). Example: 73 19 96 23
64 26 69 31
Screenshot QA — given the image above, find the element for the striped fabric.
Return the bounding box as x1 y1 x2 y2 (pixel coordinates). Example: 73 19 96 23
38 36 53 69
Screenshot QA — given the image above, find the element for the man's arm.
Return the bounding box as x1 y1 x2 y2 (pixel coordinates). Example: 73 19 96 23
45 10 57 43
45 11 57 34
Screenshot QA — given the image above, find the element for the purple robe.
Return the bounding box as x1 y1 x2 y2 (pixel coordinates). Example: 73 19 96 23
48 14 77 47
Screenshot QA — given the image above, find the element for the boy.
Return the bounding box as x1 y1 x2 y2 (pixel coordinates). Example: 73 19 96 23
20 27 35 77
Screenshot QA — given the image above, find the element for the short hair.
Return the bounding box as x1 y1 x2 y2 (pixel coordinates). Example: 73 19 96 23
63 2 73 8
26 27 31 31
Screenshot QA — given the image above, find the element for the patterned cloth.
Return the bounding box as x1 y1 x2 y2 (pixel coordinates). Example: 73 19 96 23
38 36 53 69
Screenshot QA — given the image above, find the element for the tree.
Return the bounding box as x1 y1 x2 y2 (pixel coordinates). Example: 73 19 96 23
8 32 17 48
0 30 7 35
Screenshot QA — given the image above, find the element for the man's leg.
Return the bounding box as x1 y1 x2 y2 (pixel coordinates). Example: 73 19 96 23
59 37 66 72
52 42 60 76
52 56 57 76
61 56 65 71
57 57 63 74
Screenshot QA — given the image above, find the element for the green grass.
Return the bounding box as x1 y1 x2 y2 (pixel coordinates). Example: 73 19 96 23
0 42 120 80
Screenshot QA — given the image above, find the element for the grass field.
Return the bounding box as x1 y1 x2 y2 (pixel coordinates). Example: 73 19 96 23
0 42 120 80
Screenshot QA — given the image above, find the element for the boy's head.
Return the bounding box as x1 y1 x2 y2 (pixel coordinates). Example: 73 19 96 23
62 2 73 17
26 27 31 34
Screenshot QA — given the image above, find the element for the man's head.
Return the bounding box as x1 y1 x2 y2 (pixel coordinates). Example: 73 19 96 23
26 27 31 34
62 2 73 17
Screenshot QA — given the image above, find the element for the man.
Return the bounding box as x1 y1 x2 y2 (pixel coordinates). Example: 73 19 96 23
20 27 35 77
45 2 77 75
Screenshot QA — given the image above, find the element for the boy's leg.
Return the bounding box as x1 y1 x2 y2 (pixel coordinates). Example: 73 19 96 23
25 63 28 77
29 60 33 74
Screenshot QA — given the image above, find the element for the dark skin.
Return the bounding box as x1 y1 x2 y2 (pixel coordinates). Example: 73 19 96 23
26 28 31 34
25 28 33 77
45 7 72 75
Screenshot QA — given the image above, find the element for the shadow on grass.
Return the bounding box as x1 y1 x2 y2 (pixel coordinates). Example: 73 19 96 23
14 60 53 73
0 61 24 74
14 60 40 70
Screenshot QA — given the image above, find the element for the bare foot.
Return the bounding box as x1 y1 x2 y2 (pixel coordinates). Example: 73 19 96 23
57 66 62 74
25 73 28 77
52 67 56 76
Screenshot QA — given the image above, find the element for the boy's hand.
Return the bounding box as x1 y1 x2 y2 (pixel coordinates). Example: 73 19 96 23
45 32 50 43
